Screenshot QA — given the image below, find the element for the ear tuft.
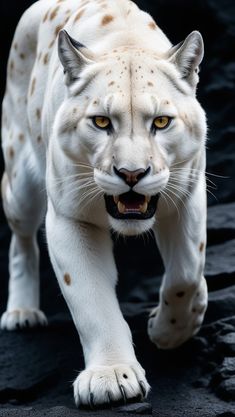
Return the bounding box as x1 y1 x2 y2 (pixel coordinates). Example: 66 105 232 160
169 31 204 85
58 30 93 84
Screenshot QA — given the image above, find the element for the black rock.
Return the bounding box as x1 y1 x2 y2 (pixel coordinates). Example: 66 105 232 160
217 333 235 356
216 377 235 401
117 402 152 414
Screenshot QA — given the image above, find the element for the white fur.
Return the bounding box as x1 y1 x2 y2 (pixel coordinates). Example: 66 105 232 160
1 0 208 407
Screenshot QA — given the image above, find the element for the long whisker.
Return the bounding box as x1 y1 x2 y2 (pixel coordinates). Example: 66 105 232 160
160 189 181 222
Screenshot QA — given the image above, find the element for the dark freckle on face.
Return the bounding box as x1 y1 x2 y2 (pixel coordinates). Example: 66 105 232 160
176 291 185 298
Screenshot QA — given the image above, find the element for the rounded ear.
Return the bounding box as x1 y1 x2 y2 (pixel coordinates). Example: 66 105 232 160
168 31 204 86
58 30 94 85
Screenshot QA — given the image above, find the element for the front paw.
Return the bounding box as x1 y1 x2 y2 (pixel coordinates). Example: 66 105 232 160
148 276 208 349
1 308 48 331
73 362 150 408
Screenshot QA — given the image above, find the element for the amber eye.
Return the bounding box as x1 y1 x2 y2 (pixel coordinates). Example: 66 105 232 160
93 116 111 129
153 116 171 130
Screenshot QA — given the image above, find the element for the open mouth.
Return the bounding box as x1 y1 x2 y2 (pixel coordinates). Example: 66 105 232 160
104 191 160 220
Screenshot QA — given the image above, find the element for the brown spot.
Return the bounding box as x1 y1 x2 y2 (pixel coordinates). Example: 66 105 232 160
147 81 153 87
8 146 14 159
10 61 14 71
43 53 49 65
127 9 131 15
64 273 71 285
74 8 85 22
19 53 25 60
176 291 185 298
48 39 55 48
14 42 18 50
30 77 36 96
93 100 98 105
192 308 197 313
18 133 24 142
65 9 71 14
164 100 170 105
50 6 60 20
108 81 115 86
37 135 42 143
106 70 112 75
149 21 157 30
170 318 176 324
43 9 49 22
36 108 41 120
54 24 63 37
101 14 114 25
199 242 205 252
164 300 169 306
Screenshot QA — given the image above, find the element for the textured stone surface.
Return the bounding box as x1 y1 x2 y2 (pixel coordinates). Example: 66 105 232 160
117 402 152 414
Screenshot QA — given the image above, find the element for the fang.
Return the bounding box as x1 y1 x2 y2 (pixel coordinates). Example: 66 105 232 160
139 201 148 213
117 201 126 214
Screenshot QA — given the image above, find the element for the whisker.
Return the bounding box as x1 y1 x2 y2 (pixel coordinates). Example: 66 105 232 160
160 189 181 222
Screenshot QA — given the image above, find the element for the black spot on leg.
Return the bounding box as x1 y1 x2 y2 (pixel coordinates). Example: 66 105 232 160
164 300 169 306
123 374 128 379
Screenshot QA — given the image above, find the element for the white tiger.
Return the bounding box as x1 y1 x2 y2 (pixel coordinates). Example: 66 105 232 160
1 0 208 407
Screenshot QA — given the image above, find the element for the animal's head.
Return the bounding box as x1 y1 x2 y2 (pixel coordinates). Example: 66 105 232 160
56 30 206 235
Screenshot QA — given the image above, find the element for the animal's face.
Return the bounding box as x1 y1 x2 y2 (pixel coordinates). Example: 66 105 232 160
56 31 206 235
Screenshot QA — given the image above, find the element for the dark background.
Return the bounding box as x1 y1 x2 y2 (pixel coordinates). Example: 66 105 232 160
0 1 235 416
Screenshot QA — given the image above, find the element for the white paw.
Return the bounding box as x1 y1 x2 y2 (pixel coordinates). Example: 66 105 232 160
148 276 208 349
73 362 150 408
1 308 48 331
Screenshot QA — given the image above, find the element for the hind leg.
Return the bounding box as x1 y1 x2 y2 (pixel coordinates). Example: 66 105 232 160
1 164 47 330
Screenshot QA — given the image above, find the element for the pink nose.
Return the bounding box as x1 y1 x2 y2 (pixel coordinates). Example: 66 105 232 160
114 167 150 187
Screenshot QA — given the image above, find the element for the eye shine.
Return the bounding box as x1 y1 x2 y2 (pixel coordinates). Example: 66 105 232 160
93 116 111 129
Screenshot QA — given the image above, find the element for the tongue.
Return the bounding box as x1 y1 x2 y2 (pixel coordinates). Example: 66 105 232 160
119 191 145 210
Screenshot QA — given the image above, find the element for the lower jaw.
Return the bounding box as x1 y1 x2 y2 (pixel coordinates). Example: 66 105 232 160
108 216 156 236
